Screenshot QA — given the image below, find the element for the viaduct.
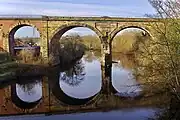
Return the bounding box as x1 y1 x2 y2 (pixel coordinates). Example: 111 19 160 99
0 15 161 116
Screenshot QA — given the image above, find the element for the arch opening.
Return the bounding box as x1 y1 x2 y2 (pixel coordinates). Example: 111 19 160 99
49 24 102 57
9 25 41 63
49 26 102 105
111 27 151 98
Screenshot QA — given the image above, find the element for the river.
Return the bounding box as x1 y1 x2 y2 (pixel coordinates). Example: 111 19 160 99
0 50 160 120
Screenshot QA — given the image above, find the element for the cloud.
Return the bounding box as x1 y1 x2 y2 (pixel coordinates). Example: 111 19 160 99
0 0 155 17
62 27 97 36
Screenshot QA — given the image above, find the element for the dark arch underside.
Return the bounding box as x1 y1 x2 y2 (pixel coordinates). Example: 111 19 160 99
111 26 152 43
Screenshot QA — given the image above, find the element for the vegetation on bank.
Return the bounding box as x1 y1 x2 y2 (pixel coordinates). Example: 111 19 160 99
0 27 151 88
112 31 149 53
138 0 180 119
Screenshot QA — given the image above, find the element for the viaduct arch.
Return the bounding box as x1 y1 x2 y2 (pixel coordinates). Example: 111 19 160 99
0 16 161 115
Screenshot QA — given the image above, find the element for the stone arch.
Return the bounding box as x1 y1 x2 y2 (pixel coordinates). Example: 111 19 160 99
47 22 103 105
110 25 153 43
49 23 103 55
8 23 42 56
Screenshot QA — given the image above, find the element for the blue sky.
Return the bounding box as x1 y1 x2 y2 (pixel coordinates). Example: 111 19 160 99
0 0 155 17
0 0 156 37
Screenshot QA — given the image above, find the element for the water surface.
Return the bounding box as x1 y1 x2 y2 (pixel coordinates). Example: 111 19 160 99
0 108 158 120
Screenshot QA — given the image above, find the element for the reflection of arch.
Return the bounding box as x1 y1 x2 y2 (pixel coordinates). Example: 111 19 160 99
11 84 42 109
49 23 102 54
110 26 153 43
8 24 41 56
49 67 100 106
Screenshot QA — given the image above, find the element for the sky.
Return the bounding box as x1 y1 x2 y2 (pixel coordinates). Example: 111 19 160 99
0 0 157 37
0 0 155 17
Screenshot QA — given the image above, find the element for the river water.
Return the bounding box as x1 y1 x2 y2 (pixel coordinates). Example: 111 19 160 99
0 50 159 120
15 51 141 100
0 108 158 120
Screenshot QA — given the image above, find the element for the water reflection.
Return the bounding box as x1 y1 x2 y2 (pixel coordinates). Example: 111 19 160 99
60 59 86 87
60 56 101 99
10 80 42 109
112 52 142 97
112 65 141 97
0 50 165 118
59 49 141 98
0 108 158 120
0 32 165 117
83 50 100 62
16 81 42 103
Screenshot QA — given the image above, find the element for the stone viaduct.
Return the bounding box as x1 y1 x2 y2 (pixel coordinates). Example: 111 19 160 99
0 16 161 116
0 15 160 57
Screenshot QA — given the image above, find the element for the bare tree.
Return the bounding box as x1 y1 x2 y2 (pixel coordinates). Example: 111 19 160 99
60 59 86 87
49 34 86 66
137 0 180 119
